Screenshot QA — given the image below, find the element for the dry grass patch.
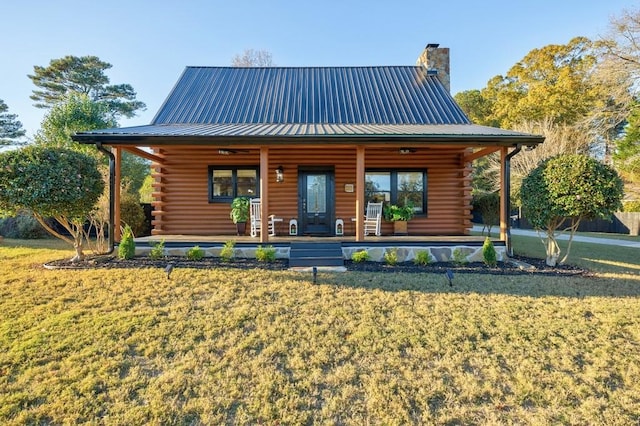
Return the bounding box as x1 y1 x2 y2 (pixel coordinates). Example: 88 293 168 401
0 240 639 424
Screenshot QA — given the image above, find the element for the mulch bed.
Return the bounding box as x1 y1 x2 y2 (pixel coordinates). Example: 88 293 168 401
45 255 587 276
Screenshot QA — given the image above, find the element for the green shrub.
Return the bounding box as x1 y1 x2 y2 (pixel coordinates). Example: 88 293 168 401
118 225 135 260
149 239 165 260
120 189 147 237
220 240 236 262
186 245 205 261
384 247 398 265
623 200 640 212
452 248 468 266
351 250 370 263
413 250 431 266
482 237 497 267
256 245 276 262
0 211 48 239
472 191 500 234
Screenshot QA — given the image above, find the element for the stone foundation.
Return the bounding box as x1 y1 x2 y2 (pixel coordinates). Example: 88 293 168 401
136 246 290 259
135 243 504 263
342 245 505 263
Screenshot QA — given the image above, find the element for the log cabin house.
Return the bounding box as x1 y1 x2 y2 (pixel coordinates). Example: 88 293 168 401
74 44 544 264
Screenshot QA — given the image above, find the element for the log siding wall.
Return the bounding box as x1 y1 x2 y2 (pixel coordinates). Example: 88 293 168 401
149 146 472 236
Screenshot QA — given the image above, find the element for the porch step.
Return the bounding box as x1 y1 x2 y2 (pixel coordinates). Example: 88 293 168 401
289 242 344 267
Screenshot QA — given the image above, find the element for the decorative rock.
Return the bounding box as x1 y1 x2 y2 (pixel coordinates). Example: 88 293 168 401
467 248 485 263
431 247 452 262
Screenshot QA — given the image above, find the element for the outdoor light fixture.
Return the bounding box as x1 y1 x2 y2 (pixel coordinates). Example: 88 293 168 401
275 166 284 183
399 148 416 155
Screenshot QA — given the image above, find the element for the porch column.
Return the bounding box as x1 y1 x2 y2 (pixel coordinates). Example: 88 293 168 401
355 146 365 242
114 147 122 242
499 147 508 242
260 147 269 243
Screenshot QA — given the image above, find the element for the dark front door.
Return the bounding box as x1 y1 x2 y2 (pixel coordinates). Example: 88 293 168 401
299 169 334 235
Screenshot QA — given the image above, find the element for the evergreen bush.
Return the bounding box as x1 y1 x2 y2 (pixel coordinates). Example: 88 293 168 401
220 240 236 262
255 245 276 262
186 245 205 261
384 248 398 265
452 248 468 266
351 250 370 263
413 250 431 266
149 239 165 260
118 225 135 260
482 237 497 267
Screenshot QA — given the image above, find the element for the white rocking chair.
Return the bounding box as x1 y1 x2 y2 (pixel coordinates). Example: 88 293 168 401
363 201 383 236
249 198 280 237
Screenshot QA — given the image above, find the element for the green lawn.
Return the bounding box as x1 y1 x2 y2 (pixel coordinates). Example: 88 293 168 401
511 234 640 275
0 239 639 425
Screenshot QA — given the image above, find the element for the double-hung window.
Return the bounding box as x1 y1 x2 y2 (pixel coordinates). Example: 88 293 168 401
208 166 259 202
365 169 427 215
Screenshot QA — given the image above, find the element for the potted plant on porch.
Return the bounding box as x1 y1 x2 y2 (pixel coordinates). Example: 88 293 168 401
230 197 250 235
383 203 415 235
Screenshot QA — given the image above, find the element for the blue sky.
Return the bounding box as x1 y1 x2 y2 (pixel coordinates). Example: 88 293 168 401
1 0 637 138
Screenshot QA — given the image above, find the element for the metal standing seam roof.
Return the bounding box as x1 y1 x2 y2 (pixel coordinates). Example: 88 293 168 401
73 65 543 145
151 66 470 126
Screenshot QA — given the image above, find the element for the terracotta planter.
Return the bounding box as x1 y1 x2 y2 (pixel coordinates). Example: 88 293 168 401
393 220 408 236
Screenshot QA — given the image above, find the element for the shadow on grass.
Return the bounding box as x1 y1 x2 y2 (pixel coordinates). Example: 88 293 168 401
511 234 640 276
305 267 640 300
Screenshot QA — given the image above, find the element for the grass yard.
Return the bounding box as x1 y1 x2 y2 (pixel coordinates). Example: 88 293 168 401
511 234 640 275
0 239 639 425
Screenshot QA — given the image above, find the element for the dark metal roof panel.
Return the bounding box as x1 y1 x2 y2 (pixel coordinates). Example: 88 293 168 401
151 66 471 126
75 123 541 139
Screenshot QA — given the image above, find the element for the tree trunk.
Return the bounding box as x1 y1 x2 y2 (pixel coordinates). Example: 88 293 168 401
71 233 85 262
545 233 560 267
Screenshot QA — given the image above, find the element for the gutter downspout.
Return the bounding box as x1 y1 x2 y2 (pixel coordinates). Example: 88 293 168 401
96 143 115 255
504 144 522 257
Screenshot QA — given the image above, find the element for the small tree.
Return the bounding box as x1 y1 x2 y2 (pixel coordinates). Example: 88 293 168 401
521 154 623 266
34 94 116 155
0 146 104 261
472 191 499 235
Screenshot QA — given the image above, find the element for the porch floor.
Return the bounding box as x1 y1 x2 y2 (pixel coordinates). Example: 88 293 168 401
135 234 499 246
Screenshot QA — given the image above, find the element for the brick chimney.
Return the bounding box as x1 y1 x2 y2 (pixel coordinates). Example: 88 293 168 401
416 43 450 92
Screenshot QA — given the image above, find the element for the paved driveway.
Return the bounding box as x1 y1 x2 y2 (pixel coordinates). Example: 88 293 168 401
472 225 640 249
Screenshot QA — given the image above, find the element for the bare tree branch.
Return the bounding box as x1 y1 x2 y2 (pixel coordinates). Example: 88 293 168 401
231 49 275 67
